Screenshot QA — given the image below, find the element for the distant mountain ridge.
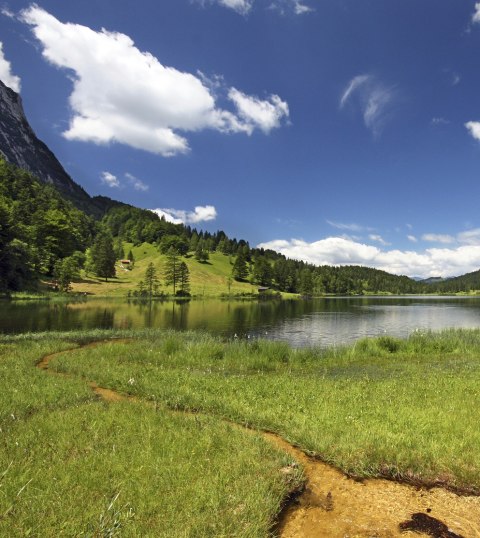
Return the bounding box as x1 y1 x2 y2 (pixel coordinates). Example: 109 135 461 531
0 79 120 217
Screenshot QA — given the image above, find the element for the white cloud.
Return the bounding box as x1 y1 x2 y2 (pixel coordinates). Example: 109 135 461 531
1 7 14 19
257 236 480 279
219 0 253 14
407 235 418 243
199 0 312 15
457 228 480 245
292 1 313 15
125 172 148 192
151 205 217 225
465 121 480 142
101 171 149 190
326 220 373 233
21 6 288 156
369 234 390 246
340 74 396 136
421 233 455 244
228 88 289 134
100 171 120 188
0 42 20 92
472 2 480 23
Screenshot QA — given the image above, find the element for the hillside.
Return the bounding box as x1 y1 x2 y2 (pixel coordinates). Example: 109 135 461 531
70 243 257 298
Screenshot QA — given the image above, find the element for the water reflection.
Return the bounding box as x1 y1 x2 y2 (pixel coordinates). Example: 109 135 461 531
2 296 480 347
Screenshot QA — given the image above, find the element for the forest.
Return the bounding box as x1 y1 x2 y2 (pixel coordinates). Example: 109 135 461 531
2 158 479 296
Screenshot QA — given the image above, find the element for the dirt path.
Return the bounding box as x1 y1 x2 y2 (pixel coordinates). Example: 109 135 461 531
38 341 480 538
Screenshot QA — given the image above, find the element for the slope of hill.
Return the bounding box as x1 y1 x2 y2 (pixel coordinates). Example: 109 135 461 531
70 243 257 298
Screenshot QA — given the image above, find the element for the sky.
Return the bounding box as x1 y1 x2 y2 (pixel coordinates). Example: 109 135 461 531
2 1 480 278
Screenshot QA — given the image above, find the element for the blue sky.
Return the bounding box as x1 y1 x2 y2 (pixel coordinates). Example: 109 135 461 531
2 1 480 278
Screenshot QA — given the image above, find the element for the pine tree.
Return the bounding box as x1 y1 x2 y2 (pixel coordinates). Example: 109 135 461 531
178 261 191 296
144 261 160 298
91 230 116 281
232 252 248 281
164 247 180 294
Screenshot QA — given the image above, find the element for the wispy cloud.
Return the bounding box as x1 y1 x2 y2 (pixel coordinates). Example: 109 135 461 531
431 117 450 126
0 42 20 92
196 0 312 15
151 205 217 225
340 74 397 136
407 235 418 243
21 6 289 157
326 220 373 233
101 171 148 191
457 228 480 246
125 173 149 192
421 233 455 244
369 234 390 246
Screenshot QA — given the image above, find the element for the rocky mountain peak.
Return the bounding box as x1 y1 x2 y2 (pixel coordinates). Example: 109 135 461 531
0 79 94 212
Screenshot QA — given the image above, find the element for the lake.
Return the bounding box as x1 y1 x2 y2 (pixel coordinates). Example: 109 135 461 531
3 296 480 347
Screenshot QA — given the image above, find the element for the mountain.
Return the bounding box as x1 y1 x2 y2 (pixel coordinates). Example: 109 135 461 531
0 79 117 217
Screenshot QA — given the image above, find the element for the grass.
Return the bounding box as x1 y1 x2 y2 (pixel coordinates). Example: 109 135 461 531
69 242 260 298
4 328 480 535
0 330 301 537
50 328 480 492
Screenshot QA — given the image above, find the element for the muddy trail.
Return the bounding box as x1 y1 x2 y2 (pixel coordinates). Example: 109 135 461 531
38 341 480 538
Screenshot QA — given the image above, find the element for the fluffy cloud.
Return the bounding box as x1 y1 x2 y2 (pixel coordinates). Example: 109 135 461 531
100 171 120 188
228 89 289 134
257 236 480 278
151 205 217 225
21 6 288 156
465 121 480 142
340 74 396 136
0 42 20 92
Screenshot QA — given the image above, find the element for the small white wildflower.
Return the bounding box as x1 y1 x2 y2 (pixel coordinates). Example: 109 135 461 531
128 378 135 385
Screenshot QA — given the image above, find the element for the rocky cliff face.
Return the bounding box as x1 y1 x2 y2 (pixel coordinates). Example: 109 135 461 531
0 79 96 213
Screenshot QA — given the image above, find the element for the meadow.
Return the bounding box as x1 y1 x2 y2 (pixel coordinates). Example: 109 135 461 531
2 328 480 535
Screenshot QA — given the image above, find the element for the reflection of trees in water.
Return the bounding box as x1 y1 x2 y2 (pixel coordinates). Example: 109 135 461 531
91 308 115 329
165 300 191 330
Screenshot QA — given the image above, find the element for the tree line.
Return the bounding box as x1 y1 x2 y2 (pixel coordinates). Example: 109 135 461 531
1 158 475 296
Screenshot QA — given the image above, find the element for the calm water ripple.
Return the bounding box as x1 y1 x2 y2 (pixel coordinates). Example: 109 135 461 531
2 296 480 347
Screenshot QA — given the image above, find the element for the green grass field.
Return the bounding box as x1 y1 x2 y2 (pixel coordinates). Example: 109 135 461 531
70 243 262 298
3 328 480 535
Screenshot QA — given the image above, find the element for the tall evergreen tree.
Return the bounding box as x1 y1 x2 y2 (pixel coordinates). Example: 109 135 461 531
164 247 180 294
144 261 160 298
232 252 248 281
178 261 191 296
91 230 116 281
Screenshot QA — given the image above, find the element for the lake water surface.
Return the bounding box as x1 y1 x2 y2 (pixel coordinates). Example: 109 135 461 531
3 296 480 347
